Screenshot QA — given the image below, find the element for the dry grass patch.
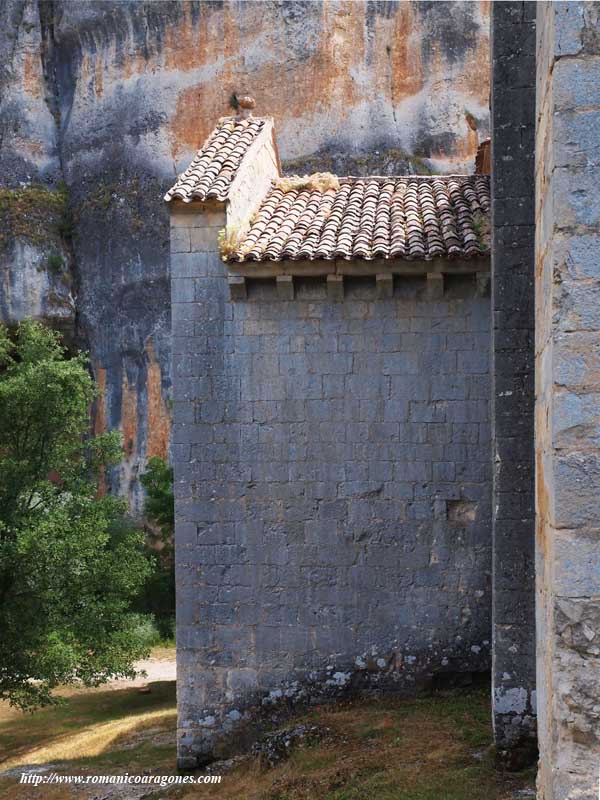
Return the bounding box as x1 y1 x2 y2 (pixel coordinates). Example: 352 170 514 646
179 687 535 800
0 680 176 800
0 683 535 800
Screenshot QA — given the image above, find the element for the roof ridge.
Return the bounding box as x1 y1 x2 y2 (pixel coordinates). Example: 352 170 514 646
164 116 268 203
338 174 482 182
270 175 486 188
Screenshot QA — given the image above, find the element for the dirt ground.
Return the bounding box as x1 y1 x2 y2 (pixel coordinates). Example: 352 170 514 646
104 652 177 689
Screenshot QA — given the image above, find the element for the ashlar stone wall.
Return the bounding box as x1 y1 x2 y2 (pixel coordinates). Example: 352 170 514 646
490 1 537 766
535 3 600 798
171 204 492 767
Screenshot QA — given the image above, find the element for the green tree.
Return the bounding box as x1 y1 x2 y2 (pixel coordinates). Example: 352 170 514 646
0 321 150 709
140 457 174 537
139 457 175 638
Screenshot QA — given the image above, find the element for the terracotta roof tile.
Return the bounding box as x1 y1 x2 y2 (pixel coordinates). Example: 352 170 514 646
164 117 265 203
229 175 490 263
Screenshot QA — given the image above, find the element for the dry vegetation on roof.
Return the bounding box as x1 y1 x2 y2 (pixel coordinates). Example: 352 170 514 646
218 226 244 260
275 172 340 193
472 210 491 249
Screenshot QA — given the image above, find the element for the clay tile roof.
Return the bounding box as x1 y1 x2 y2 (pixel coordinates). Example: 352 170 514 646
164 116 266 203
228 175 490 263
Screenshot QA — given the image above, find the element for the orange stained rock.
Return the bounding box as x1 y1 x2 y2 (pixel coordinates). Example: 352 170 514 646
535 448 550 561
372 2 424 101
94 51 104 98
169 1 369 158
93 365 107 437
146 343 170 460
454 126 480 161
163 2 224 73
63 0 488 167
171 83 232 160
19 138 45 159
121 370 138 458
23 48 43 100
455 25 491 103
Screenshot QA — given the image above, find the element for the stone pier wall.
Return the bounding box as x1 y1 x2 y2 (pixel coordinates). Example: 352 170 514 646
171 204 493 767
490 1 537 765
535 2 600 797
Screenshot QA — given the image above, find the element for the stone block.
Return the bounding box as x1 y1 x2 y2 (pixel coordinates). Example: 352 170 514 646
557 281 600 332
554 56 600 111
553 529 600 597
276 275 294 300
228 276 247 301
191 226 220 252
553 231 600 282
554 1 585 56
171 227 191 253
458 350 490 375
552 390 600 448
553 452 600 528
427 272 444 300
554 110 600 169
554 331 600 389
171 252 210 279
476 273 490 298
326 274 344 301
376 273 394 298
172 277 196 304
553 166 600 228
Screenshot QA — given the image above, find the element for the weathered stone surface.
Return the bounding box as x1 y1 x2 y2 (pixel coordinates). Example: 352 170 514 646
0 0 490 504
490 0 537 765
535 3 600 798
0 0 75 333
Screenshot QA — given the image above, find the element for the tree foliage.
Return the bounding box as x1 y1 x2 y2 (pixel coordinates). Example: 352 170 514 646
140 457 174 539
0 321 150 709
139 457 175 637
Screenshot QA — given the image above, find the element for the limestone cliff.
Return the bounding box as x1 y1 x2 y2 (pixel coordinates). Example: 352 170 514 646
0 0 490 509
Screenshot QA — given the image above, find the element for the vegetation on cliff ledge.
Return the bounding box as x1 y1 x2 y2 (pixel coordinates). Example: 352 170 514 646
0 184 70 249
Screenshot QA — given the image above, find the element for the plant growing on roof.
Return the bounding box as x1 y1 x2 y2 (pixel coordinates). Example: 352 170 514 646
471 210 491 250
0 321 151 709
218 225 244 260
275 172 340 193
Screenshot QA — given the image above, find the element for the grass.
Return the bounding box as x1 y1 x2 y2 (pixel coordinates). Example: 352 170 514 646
0 681 535 800
151 640 176 660
0 682 176 769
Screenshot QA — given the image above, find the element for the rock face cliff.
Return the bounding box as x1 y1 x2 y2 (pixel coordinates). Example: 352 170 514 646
0 0 490 509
